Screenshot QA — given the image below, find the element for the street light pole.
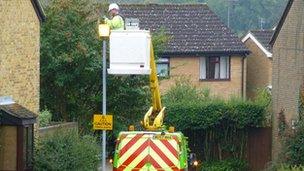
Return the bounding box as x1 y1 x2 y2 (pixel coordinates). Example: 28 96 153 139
228 2 230 27
98 23 110 171
227 0 239 28
102 39 107 171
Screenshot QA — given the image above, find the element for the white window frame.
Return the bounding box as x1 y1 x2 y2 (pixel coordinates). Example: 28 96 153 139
199 56 231 81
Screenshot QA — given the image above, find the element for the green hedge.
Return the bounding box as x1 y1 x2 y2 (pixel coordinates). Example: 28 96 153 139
201 158 248 171
163 99 267 161
34 129 100 171
165 100 266 130
163 80 269 161
277 165 304 171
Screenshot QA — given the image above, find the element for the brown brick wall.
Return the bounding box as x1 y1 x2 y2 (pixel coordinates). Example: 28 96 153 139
0 126 17 170
272 0 304 161
160 56 246 99
245 38 272 99
0 0 40 114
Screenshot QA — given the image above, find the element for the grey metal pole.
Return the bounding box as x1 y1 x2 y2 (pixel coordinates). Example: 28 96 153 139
227 1 230 27
227 0 238 28
102 40 107 171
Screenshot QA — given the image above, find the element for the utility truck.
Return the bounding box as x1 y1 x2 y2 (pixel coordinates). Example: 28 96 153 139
108 30 188 171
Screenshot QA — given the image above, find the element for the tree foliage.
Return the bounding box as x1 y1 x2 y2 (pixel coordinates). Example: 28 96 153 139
283 121 304 166
206 0 287 35
283 86 304 165
40 0 147 133
40 0 102 124
40 0 169 135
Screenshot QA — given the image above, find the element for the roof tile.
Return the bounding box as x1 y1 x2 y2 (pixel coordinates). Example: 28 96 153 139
250 30 274 51
121 4 249 55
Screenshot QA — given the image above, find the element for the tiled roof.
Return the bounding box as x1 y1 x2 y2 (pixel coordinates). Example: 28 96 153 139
120 4 249 56
0 103 37 125
250 30 274 51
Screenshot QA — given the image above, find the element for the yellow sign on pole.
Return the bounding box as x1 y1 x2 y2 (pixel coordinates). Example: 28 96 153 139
93 114 113 130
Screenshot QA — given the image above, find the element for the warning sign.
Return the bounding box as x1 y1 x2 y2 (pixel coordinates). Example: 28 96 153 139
93 114 113 130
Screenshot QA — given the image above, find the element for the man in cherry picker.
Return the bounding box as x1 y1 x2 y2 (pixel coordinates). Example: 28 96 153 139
103 3 125 30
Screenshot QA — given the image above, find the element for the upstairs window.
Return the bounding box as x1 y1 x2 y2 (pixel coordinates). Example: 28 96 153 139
200 56 230 80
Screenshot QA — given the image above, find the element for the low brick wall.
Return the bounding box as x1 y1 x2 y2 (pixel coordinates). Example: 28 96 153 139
38 122 78 138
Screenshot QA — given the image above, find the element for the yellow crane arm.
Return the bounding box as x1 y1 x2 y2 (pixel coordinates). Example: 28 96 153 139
142 41 166 131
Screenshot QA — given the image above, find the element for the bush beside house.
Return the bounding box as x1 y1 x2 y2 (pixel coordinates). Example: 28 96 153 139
34 129 100 171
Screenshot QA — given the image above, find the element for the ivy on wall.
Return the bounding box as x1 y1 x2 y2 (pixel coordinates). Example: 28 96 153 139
299 83 304 120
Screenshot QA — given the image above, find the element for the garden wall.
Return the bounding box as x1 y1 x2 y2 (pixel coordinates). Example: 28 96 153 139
38 122 78 137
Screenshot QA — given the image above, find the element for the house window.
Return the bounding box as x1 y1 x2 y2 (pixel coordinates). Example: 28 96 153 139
157 58 169 77
200 56 230 80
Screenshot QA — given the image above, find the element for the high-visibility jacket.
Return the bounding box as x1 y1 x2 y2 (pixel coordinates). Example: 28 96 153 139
105 15 124 30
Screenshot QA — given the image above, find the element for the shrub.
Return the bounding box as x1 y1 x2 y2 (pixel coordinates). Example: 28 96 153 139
163 78 206 104
255 88 272 126
201 158 248 171
254 88 272 107
39 109 52 127
277 165 304 171
34 129 100 171
284 121 304 166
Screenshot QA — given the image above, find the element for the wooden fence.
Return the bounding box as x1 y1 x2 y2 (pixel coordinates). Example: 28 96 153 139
247 127 272 171
186 127 272 171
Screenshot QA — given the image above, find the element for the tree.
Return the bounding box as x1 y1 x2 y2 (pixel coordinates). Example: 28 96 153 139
40 0 101 123
41 0 169 135
206 0 288 35
40 0 151 134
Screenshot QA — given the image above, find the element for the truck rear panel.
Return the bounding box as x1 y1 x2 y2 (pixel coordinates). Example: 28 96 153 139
113 131 187 171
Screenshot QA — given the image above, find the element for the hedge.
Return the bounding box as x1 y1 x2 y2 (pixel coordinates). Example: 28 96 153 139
165 100 267 131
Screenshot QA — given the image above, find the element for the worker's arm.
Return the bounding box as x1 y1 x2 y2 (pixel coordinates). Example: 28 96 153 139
105 15 124 30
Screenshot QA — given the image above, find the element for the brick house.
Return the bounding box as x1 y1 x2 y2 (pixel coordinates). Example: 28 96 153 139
0 0 45 170
270 0 304 161
0 0 45 114
242 30 274 99
121 4 249 98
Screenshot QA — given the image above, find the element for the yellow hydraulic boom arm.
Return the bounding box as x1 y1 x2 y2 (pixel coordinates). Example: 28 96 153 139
142 41 166 131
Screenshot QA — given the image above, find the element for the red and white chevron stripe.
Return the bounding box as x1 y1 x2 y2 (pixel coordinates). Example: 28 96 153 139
114 133 182 171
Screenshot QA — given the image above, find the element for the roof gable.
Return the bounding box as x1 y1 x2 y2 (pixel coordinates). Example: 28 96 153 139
270 0 294 45
120 4 249 56
242 30 274 58
31 0 46 22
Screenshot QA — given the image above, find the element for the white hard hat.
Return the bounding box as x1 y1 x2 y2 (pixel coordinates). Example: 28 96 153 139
108 3 119 12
